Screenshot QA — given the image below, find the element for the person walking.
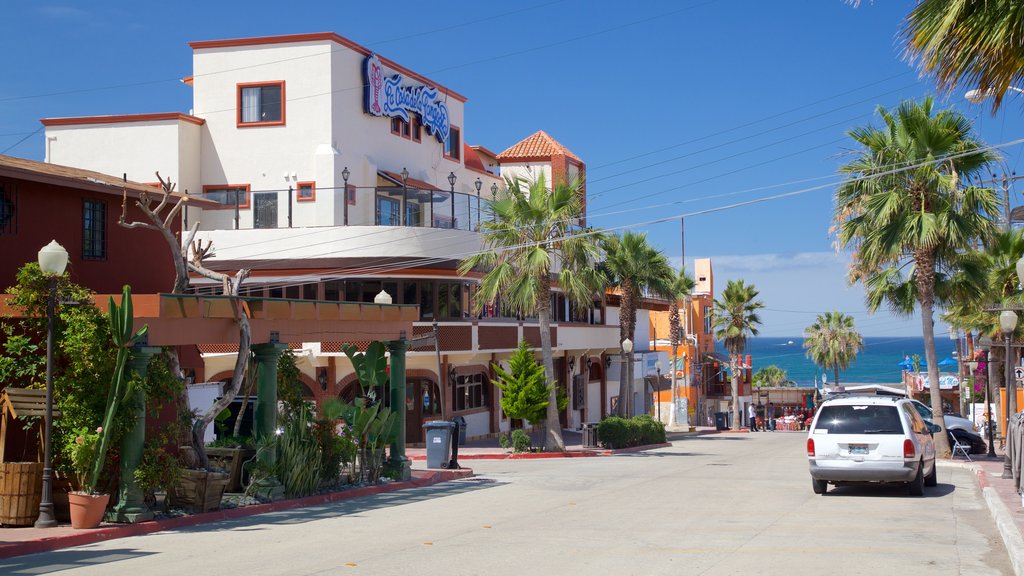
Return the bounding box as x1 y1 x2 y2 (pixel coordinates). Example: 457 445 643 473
755 402 765 432
747 403 756 432
766 401 775 431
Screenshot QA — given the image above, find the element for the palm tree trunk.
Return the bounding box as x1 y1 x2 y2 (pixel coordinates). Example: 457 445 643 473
730 355 741 430
990 347 1005 443
538 279 565 452
920 299 952 458
617 284 636 418
834 365 840 387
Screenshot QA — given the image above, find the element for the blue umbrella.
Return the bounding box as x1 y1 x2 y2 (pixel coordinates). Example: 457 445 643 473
898 357 914 370
937 357 958 368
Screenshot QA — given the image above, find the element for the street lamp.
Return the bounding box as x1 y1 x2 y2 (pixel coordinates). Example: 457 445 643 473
473 178 482 230
965 86 1024 103
448 172 457 229
35 240 67 528
400 167 409 227
374 289 393 305
490 182 498 223
621 338 633 417
1001 310 1018 436
655 360 662 423
341 166 350 226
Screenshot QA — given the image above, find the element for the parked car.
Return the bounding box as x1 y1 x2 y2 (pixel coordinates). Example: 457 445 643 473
807 395 939 496
908 399 987 454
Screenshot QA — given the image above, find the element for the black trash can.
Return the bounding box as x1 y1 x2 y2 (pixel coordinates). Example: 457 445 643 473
453 415 467 445
714 412 728 431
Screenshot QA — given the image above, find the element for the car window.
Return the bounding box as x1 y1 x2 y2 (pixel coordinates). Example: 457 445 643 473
911 401 931 419
814 404 903 434
902 404 924 434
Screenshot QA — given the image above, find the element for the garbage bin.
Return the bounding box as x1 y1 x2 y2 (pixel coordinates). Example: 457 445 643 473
423 420 456 469
714 412 728 431
453 415 467 446
582 422 599 448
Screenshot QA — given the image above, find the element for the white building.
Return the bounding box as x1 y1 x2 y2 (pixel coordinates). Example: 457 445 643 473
41 32 630 442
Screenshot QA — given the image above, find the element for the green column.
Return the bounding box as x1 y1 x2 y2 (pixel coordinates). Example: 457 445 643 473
387 339 411 481
110 345 161 524
252 343 289 467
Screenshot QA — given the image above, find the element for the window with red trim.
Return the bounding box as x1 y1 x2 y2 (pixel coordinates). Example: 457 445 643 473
411 116 421 142
444 126 461 161
238 82 284 126
202 185 250 209
297 181 315 202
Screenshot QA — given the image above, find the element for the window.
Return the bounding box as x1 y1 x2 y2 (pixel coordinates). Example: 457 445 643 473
202 185 250 209
814 405 903 435
302 283 318 300
83 199 106 260
454 372 488 412
411 116 422 142
238 81 284 126
324 280 343 301
704 305 712 334
297 181 315 202
444 126 461 161
0 182 16 235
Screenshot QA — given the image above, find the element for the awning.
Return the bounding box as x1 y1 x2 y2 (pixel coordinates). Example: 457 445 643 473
378 170 442 191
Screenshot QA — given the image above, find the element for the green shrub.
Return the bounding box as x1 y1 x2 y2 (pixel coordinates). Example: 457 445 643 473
510 429 532 453
597 416 665 449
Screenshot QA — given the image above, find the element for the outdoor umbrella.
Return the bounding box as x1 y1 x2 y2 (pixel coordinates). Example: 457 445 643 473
898 358 914 370
937 357 958 368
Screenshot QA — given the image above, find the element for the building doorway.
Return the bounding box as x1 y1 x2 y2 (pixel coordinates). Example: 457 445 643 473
405 378 442 444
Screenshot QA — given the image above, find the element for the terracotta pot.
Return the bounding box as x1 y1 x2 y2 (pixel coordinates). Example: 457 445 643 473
68 492 109 529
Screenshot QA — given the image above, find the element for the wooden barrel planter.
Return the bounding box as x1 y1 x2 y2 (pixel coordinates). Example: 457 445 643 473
168 469 229 513
206 447 256 493
0 462 43 526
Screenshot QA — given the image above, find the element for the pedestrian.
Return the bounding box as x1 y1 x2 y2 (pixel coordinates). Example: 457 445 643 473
766 401 775 431
747 403 756 432
755 402 765 432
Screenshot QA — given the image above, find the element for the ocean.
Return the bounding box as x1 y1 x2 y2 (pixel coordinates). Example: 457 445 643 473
718 336 957 386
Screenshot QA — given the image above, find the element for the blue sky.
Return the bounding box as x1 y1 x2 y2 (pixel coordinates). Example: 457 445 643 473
3 1 1023 337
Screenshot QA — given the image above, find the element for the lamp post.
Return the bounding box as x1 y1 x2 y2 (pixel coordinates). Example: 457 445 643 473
35 240 67 528
1001 310 1018 436
473 178 482 230
448 172 457 229
400 167 409 227
490 182 498 223
966 86 1024 103
655 360 662 423
341 166 350 226
621 338 633 417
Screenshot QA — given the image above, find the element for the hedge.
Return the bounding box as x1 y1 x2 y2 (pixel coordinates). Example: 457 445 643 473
596 415 666 449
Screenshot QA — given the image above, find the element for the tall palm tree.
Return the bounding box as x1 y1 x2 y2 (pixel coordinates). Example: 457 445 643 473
601 231 672 417
834 97 999 458
802 311 864 386
901 0 1024 113
712 279 764 430
663 266 695 421
459 174 603 452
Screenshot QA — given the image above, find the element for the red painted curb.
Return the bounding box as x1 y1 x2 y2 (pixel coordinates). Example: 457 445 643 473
411 441 672 463
0 468 472 560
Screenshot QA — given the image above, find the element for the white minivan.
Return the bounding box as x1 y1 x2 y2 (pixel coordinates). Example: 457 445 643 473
807 395 939 496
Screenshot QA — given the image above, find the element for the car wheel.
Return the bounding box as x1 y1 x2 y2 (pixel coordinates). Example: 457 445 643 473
924 458 937 487
812 478 827 495
908 460 925 496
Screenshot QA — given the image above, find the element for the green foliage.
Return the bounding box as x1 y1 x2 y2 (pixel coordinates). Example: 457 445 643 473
207 435 255 449
66 426 101 490
753 365 788 388
342 341 389 397
277 349 305 415
89 285 148 493
597 415 666 449
336 343 399 483
510 429 531 453
276 404 323 498
134 446 181 503
492 340 550 424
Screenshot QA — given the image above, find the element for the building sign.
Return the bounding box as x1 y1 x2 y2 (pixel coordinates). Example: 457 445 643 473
364 54 450 145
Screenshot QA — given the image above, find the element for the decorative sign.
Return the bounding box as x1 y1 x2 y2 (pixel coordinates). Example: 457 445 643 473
364 54 451 145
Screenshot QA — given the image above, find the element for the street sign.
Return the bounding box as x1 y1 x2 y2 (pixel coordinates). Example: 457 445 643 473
1015 366 1024 382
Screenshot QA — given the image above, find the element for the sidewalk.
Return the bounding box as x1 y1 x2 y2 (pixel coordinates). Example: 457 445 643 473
952 448 1024 576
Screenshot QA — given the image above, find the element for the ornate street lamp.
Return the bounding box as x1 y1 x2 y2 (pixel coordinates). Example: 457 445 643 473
341 166 350 226
621 338 633 417
35 240 67 528
1001 310 1018 425
400 167 409 227
490 182 498 223
448 172 457 229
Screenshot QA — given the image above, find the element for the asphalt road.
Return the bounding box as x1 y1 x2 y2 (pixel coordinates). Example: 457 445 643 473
0 432 1011 575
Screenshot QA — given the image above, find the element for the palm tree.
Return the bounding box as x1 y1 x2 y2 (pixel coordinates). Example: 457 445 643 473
663 266 695 422
802 311 864 386
601 231 672 417
753 365 788 388
459 174 603 452
901 0 1024 113
712 279 764 430
834 97 999 458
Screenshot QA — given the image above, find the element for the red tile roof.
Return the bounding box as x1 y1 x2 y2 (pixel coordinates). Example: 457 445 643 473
496 130 581 163
464 144 487 173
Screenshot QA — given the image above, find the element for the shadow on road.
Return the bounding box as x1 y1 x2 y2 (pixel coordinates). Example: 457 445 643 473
822 482 956 498
0 548 156 575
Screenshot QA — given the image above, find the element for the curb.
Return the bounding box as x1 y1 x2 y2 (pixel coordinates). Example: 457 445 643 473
0 468 472 560
944 460 1024 576
409 442 674 461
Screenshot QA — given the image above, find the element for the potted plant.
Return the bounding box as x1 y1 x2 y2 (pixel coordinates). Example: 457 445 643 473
66 426 108 529
205 436 255 493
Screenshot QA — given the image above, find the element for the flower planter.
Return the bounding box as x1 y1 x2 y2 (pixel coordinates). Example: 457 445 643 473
68 492 109 529
0 462 43 526
206 447 255 493
168 469 229 513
